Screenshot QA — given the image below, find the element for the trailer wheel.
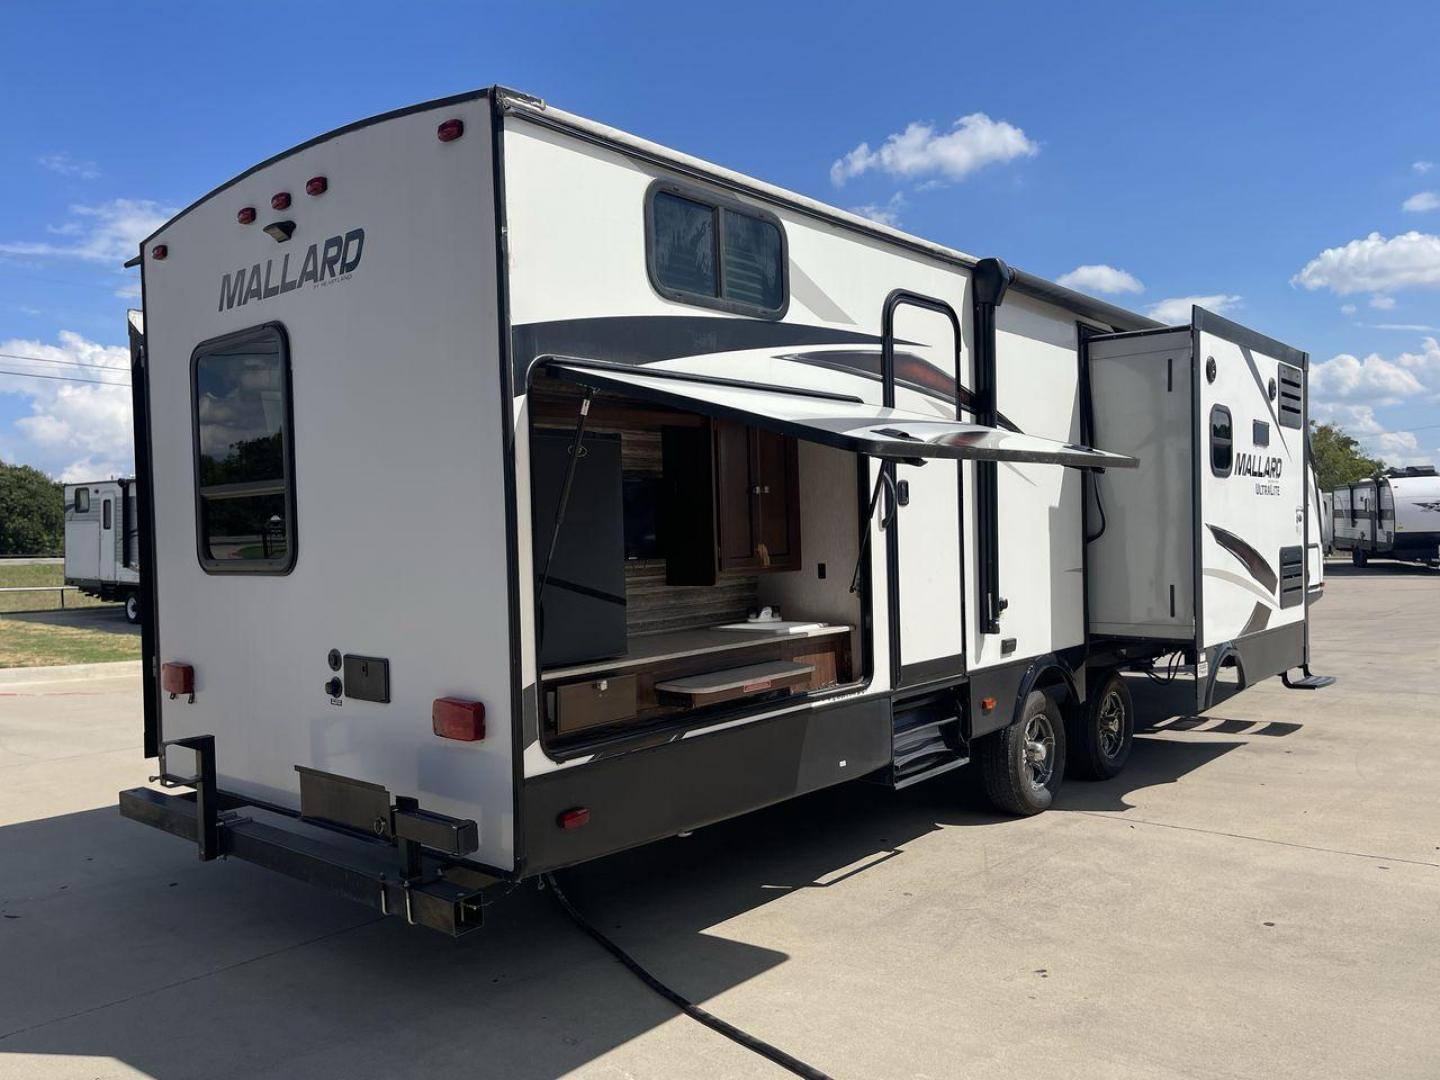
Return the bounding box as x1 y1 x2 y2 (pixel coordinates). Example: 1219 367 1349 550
124 594 140 624
1068 672 1133 780
979 691 1066 816
1352 548 1368 567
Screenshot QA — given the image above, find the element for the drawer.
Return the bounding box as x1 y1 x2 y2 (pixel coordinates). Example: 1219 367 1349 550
553 674 638 735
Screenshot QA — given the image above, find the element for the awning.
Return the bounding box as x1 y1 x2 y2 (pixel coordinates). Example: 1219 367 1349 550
538 357 1137 470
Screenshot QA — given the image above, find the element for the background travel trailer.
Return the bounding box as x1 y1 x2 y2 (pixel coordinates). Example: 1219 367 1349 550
119 87 1328 935
1331 466 1440 566
63 476 142 622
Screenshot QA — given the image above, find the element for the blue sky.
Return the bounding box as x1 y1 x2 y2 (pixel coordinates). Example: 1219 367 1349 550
2 0 1438 479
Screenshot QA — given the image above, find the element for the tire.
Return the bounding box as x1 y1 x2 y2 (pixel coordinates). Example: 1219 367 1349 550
979 690 1066 816
1068 672 1134 780
124 593 140 624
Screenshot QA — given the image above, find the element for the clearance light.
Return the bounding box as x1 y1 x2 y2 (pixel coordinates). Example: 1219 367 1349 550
271 192 291 211
237 207 256 225
305 176 328 196
432 697 485 742
437 118 464 142
981 696 997 712
162 662 194 701
151 244 168 261
558 807 591 830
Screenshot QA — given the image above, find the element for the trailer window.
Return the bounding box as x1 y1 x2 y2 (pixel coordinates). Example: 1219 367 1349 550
191 324 295 573
1209 405 1233 477
75 488 90 514
103 499 112 530
646 182 787 317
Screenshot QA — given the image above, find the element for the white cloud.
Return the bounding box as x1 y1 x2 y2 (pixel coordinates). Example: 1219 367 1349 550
1309 349 1426 405
1340 303 1358 315
1055 264 1145 295
1145 294 1241 324
0 198 173 265
831 114 1038 186
1403 191 1440 213
1414 161 1435 174
1292 231 1440 295
1370 294 1397 310
0 331 132 481
1368 322 1440 332
849 192 906 227
37 153 101 180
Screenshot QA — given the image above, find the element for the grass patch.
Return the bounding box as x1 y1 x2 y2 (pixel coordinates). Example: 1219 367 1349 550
0 615 140 668
0 561 110 613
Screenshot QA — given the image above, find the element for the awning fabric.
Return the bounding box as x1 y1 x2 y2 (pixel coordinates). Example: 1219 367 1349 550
538 357 1137 470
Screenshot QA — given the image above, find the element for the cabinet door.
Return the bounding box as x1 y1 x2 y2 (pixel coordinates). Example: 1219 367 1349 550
752 428 800 570
714 421 756 571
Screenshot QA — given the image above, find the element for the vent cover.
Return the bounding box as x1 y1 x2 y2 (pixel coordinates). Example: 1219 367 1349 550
1279 545 1305 608
1277 363 1303 429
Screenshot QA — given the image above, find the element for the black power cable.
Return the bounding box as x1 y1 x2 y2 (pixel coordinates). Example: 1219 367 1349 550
544 873 834 1080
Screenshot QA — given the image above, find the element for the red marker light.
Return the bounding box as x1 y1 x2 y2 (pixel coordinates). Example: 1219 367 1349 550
151 244 168 261
237 207 256 225
305 176 328 196
161 661 193 698
437 118 464 143
271 192 291 211
557 807 590 830
432 697 485 742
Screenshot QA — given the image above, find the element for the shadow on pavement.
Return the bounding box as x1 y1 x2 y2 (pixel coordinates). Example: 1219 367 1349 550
2 606 137 636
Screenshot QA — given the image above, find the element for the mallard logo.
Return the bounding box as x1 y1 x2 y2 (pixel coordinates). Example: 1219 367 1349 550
1416 500 1440 513
218 228 364 312
1235 452 1283 480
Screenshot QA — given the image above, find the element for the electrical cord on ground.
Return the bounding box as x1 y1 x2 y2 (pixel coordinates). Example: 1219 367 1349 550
543 872 834 1080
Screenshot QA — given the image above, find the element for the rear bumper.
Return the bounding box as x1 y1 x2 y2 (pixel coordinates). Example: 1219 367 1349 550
119 739 500 937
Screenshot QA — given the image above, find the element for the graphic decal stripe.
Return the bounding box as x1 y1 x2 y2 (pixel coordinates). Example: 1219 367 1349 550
1239 601 1271 637
1207 524 1278 594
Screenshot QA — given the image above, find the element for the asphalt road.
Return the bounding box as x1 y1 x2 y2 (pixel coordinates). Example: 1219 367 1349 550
0 562 1436 1079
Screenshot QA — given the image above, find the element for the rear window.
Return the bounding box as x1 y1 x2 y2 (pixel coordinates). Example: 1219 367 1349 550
75 488 90 514
647 183 787 317
191 324 296 573
1210 404 1233 477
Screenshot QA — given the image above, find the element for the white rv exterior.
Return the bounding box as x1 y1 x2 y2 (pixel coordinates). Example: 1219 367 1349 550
63 477 142 621
1331 468 1440 565
119 88 1331 935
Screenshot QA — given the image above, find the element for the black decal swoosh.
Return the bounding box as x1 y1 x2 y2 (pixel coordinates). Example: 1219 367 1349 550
512 316 897 385
1207 524 1277 594
1239 601 1271 637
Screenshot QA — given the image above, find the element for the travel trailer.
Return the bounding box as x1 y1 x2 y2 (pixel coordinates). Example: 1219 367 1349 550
63 476 142 622
1331 467 1440 566
118 87 1331 936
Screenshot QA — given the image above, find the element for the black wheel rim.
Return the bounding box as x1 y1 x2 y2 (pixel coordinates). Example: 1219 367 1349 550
1023 711 1056 790
1098 690 1126 758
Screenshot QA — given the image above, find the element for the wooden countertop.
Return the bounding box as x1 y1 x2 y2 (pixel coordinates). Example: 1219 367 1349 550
542 623 850 681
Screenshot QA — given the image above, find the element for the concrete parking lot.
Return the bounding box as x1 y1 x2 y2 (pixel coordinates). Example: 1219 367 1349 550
1 563 1436 1079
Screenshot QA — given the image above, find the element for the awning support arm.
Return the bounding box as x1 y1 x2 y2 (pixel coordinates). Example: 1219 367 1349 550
537 393 593 607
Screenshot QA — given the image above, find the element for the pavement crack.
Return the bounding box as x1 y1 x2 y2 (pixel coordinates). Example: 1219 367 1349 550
1070 810 1440 868
0 914 386 1043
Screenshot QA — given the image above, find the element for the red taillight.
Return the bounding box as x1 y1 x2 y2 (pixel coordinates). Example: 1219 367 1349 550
558 807 590 830
271 192 291 211
162 662 193 698
305 176 328 196
432 697 485 741
981 696 997 712
237 207 256 225
151 244 168 261
437 118 464 143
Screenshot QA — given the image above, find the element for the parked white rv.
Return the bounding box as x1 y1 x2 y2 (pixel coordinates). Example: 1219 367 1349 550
119 87 1331 935
1331 467 1440 566
63 477 142 622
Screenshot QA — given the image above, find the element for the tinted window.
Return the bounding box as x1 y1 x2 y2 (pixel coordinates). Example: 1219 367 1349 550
648 185 786 315
102 499 112 530
193 325 294 572
1210 405 1233 477
652 192 717 297
722 210 783 309
75 488 90 513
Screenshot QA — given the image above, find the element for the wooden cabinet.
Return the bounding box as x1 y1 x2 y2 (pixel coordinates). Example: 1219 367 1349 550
661 420 801 585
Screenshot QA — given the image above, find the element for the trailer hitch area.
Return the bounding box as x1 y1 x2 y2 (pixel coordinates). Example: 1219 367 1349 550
117 739 490 936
